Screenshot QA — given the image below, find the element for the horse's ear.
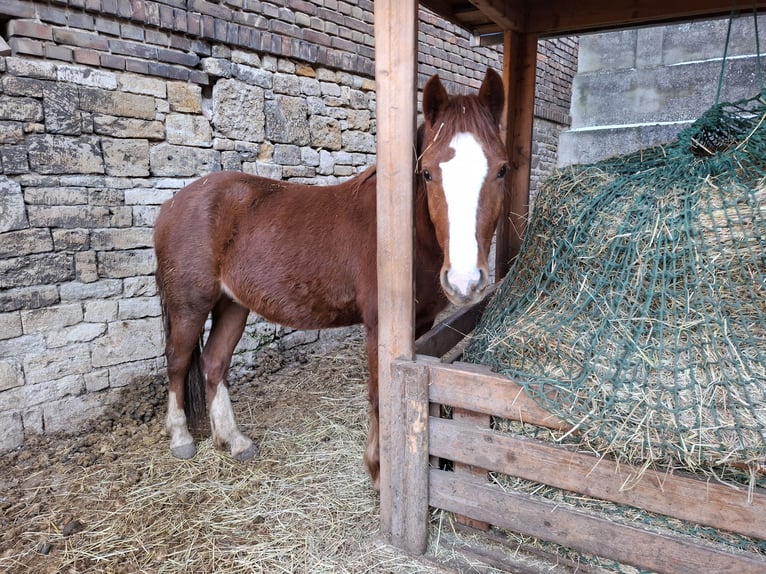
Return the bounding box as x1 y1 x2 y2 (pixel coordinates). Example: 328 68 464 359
479 68 505 124
422 74 449 126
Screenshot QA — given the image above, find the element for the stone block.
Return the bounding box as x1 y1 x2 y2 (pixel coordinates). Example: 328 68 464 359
242 161 282 180
0 286 59 313
265 95 309 144
57 64 118 89
0 253 74 289
167 81 202 112
273 144 301 165
102 138 150 176
83 299 119 322
212 79 265 141
0 313 22 341
0 359 23 391
43 83 80 134
91 228 154 251
0 412 23 452
123 276 156 297
28 205 111 228
124 187 174 205
73 251 97 283
21 302 83 333
309 116 341 150
52 228 90 252
91 317 163 367
42 391 115 433
132 205 160 227
93 115 164 139
25 185 88 205
166 113 212 147
79 86 155 120
23 348 90 385
84 368 110 392
27 134 104 174
118 296 161 319
0 121 24 144
46 322 107 348
0 176 28 232
0 333 45 359
341 130 374 153
0 229 51 258
108 358 160 388
149 143 220 176
118 72 166 97
5 57 57 79
201 57 233 78
345 109 371 130
0 95 43 122
1 145 30 174
97 248 156 278
273 73 302 96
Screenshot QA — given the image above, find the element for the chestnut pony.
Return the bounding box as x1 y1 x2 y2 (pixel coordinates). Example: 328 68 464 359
154 68 508 488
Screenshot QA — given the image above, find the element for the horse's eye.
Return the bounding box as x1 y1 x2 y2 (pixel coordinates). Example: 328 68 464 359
497 164 508 179
422 170 432 182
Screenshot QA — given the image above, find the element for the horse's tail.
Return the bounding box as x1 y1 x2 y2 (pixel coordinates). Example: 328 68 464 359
156 268 207 429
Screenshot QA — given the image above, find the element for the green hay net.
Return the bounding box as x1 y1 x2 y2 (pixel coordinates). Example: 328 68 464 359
465 91 766 475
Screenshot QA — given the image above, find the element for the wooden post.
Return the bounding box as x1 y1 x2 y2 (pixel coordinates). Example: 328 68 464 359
374 0 423 552
495 30 537 278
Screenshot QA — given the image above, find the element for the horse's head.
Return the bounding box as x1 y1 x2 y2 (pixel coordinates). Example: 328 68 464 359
418 69 507 306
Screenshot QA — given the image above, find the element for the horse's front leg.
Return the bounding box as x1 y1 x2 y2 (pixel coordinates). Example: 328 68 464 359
363 323 381 490
204 298 259 461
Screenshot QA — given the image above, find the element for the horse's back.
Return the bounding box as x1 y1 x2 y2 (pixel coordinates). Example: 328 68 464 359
154 168 379 329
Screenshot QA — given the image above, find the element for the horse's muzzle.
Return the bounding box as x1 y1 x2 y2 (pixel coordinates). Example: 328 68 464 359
441 266 489 306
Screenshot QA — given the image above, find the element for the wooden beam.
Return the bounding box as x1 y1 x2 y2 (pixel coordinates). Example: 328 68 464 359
430 417 766 540
467 0 525 31
525 0 766 36
373 0 418 545
496 30 536 277
388 360 431 553
426 359 571 431
430 469 766 574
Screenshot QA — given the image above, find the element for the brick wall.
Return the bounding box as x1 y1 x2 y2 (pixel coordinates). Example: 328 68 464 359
0 0 576 451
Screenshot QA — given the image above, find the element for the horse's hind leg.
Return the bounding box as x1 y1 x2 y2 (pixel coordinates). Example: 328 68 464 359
203 296 258 461
165 313 208 459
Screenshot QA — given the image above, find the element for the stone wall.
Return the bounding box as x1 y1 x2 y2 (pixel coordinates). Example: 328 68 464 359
0 0 576 452
559 14 765 165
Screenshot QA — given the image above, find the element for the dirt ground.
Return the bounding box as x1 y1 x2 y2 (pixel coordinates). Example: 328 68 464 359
0 328 536 574
1 329 436 573
1 326 601 574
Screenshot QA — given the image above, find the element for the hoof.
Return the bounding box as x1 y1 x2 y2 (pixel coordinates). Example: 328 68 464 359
171 442 197 459
234 443 259 462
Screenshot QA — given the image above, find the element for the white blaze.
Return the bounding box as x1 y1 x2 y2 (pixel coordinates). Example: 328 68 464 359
439 132 487 296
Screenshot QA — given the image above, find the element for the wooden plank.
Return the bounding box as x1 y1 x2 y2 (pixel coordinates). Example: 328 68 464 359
373 0 418 541
422 0 766 37
426 359 571 431
414 283 498 358
430 469 766 574
430 417 766 540
388 360 431 553
451 408 491 531
496 30 536 277
526 0 766 36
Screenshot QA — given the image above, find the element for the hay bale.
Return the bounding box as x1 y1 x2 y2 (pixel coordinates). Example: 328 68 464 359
466 91 766 478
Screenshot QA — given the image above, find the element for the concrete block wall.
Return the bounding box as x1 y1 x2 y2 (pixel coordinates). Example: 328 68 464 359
0 0 576 452
559 14 766 166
